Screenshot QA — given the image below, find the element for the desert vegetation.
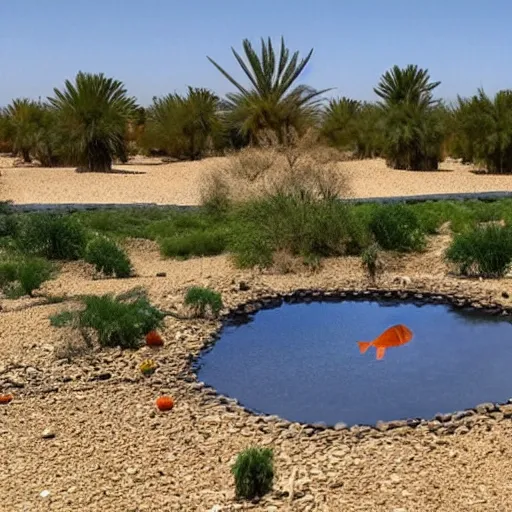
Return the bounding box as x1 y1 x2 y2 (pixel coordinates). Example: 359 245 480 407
1 36 512 174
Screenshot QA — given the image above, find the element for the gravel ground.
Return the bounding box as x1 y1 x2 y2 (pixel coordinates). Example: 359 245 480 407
1 156 512 205
2 234 512 511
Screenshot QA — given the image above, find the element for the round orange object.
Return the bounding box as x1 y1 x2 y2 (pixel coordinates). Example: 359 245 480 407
145 330 164 347
0 394 13 405
156 396 174 411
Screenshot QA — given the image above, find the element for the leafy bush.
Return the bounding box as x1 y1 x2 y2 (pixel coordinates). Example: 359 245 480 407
85 236 132 277
184 286 223 317
17 214 87 260
232 447 274 500
369 204 425 252
78 292 165 349
446 224 512 277
160 229 229 259
0 257 53 297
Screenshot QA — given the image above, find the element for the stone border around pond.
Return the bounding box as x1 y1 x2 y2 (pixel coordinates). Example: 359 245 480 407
185 287 512 439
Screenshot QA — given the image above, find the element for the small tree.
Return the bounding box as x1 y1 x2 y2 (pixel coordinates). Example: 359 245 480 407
143 87 221 160
453 89 512 173
375 65 445 170
49 72 137 172
4 98 43 162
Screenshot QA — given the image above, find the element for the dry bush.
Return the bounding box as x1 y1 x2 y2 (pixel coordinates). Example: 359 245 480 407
270 250 303 274
200 169 232 212
54 335 91 361
224 145 277 182
220 127 352 202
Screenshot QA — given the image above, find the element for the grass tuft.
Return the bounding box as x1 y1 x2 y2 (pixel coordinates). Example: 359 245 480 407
232 447 274 500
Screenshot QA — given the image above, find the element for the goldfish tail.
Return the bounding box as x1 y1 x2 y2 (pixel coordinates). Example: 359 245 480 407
358 341 371 354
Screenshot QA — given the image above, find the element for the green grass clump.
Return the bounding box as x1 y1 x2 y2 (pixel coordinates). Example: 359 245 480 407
49 310 75 327
232 447 274 500
369 203 425 252
0 257 53 297
184 286 223 317
17 214 87 260
446 224 512 277
231 195 370 267
85 236 132 277
78 292 165 349
159 229 229 259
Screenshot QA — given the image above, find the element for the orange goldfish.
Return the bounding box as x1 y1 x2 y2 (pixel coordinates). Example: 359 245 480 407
358 324 413 360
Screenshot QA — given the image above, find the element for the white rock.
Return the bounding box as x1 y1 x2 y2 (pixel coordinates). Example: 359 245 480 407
42 428 55 439
208 506 222 512
40 490 51 499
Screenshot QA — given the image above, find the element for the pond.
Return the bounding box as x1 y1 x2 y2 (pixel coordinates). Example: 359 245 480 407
195 299 512 426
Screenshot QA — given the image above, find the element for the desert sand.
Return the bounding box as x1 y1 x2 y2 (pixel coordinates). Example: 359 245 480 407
2 156 512 511
1 156 512 205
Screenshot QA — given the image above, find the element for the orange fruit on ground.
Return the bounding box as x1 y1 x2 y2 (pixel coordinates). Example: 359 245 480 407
156 396 174 411
145 330 164 347
0 394 14 405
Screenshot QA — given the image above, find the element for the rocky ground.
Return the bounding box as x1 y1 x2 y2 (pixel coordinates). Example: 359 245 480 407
1 234 512 511
1 155 512 205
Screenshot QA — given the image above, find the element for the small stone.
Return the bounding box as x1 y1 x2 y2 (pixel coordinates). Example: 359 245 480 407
475 402 496 414
267 507 278 512
502 291 509 299
126 467 138 475
500 404 512 417
96 372 112 381
156 272 167 277
40 490 51 499
435 413 452 422
239 281 250 291
453 410 474 421
42 428 55 439
334 422 348 431
389 474 401 484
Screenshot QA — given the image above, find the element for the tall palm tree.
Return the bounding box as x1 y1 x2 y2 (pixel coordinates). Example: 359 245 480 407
208 37 329 142
49 72 137 172
375 65 444 170
144 87 221 160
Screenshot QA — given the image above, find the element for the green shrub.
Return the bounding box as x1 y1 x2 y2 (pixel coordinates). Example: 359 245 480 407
159 229 229 259
78 292 165 349
445 224 512 277
85 236 132 277
231 195 367 268
17 214 87 260
0 257 53 297
184 286 223 317
369 204 425 252
49 310 75 327
232 447 274 500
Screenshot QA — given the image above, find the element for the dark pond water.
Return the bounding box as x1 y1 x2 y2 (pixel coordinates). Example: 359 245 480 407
196 300 512 426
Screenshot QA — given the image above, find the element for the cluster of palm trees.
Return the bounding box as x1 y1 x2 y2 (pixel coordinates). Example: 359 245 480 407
1 36 511 173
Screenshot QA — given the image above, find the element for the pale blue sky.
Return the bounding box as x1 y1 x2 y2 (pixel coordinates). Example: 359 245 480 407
0 0 510 106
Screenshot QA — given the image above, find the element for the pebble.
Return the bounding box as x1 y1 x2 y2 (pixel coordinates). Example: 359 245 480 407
42 428 56 439
40 490 51 499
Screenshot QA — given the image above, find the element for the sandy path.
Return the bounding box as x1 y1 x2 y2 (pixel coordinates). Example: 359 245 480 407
2 235 512 510
1 157 512 205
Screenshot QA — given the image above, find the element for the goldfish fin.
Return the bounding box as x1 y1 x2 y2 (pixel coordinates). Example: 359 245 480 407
376 347 386 360
358 341 371 354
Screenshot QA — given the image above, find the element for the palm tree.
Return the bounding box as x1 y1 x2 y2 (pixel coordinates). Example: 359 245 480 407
4 98 43 162
374 65 440 108
454 89 512 173
375 65 444 170
208 37 329 142
321 98 384 158
48 72 137 172
144 87 221 160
